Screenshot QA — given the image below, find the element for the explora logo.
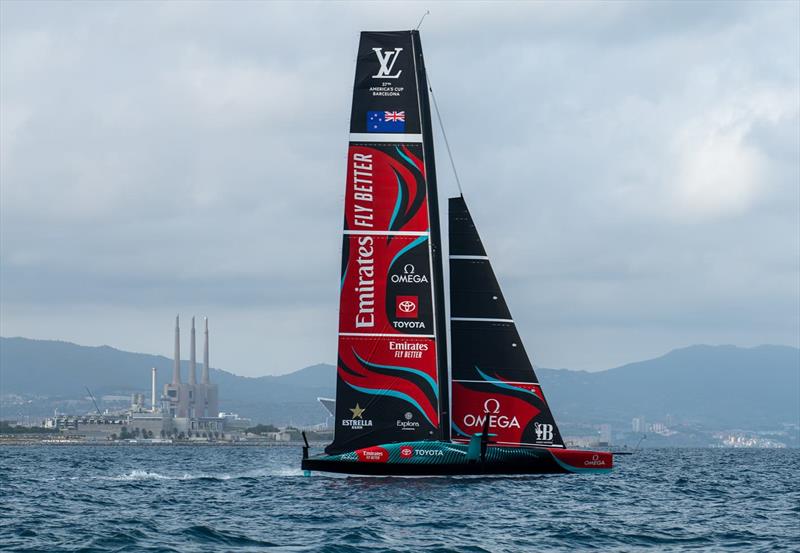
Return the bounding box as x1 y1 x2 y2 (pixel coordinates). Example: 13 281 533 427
397 411 419 430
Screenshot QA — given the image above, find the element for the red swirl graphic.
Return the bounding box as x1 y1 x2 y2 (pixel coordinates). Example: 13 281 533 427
344 145 428 233
338 337 439 427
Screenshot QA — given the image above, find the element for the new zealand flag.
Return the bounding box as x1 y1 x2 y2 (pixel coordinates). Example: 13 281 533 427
367 111 406 133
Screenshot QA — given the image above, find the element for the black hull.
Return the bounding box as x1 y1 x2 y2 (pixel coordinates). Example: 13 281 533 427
302 456 569 476
301 441 612 476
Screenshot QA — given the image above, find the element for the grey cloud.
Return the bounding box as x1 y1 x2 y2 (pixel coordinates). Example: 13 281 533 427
1 1 797 375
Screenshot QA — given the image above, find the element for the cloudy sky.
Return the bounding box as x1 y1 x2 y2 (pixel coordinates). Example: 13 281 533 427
1 1 798 377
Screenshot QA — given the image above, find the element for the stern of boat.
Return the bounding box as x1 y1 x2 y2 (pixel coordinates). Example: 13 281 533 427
548 448 613 474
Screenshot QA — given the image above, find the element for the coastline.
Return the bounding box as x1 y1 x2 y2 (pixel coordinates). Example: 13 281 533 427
0 437 322 447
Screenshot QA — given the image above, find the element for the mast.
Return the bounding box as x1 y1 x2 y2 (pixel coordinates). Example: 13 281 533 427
411 30 450 442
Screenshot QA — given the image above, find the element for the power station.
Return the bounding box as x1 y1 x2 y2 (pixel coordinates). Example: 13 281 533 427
162 316 218 419
44 316 248 440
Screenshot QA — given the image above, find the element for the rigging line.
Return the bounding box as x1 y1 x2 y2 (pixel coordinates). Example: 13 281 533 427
415 10 430 31
427 72 464 195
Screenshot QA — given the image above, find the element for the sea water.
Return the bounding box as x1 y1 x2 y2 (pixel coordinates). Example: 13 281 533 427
1 446 797 552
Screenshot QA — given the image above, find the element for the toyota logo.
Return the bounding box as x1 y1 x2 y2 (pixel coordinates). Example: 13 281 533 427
398 300 416 313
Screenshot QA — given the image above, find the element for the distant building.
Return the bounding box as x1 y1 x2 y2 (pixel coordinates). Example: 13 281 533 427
44 412 166 440
161 316 220 432
219 412 252 431
264 431 292 442
44 316 237 441
163 316 218 419
317 397 335 429
317 397 335 417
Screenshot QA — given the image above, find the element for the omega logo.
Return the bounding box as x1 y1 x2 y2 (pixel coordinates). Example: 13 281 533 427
484 398 500 414
391 263 428 284
462 398 520 430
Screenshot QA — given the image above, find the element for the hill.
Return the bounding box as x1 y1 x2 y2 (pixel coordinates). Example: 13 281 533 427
539 344 799 429
1 337 797 429
0 337 334 425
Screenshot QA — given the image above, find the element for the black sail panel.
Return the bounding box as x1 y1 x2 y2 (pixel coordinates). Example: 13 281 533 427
449 196 486 256
450 260 511 320
448 196 565 448
327 31 446 455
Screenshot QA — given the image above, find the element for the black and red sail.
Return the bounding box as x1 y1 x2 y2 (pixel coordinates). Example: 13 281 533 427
448 196 565 448
327 31 448 454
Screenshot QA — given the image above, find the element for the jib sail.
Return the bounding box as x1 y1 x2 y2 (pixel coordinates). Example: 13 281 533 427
327 31 448 454
448 196 565 448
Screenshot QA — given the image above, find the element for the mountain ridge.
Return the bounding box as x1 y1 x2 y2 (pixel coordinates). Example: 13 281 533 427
1 337 797 429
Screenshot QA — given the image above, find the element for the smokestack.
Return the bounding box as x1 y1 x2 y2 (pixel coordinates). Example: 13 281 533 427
201 317 210 384
151 367 157 411
189 316 197 384
172 315 181 385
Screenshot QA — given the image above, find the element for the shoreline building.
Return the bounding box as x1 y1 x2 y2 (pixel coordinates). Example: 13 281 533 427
162 316 220 436
163 316 189 417
44 316 237 440
199 317 218 417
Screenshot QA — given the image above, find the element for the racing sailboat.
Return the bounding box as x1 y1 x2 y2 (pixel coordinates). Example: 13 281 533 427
301 30 612 475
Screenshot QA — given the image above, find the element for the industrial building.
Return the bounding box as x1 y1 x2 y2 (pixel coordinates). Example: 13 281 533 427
44 316 244 441
162 316 220 432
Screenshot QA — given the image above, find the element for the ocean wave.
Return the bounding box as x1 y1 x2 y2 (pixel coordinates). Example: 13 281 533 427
98 466 306 481
3 447 798 552
181 525 279 548
106 469 187 481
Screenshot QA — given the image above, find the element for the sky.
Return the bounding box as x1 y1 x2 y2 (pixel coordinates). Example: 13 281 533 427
1 1 798 377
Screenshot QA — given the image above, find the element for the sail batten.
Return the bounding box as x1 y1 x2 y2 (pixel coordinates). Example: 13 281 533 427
350 133 424 143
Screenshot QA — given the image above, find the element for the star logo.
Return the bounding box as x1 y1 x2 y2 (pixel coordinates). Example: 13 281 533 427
350 403 366 419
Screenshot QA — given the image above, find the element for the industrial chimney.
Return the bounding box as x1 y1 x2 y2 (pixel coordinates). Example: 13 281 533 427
202 317 210 384
189 316 197 385
172 315 181 385
151 367 157 411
